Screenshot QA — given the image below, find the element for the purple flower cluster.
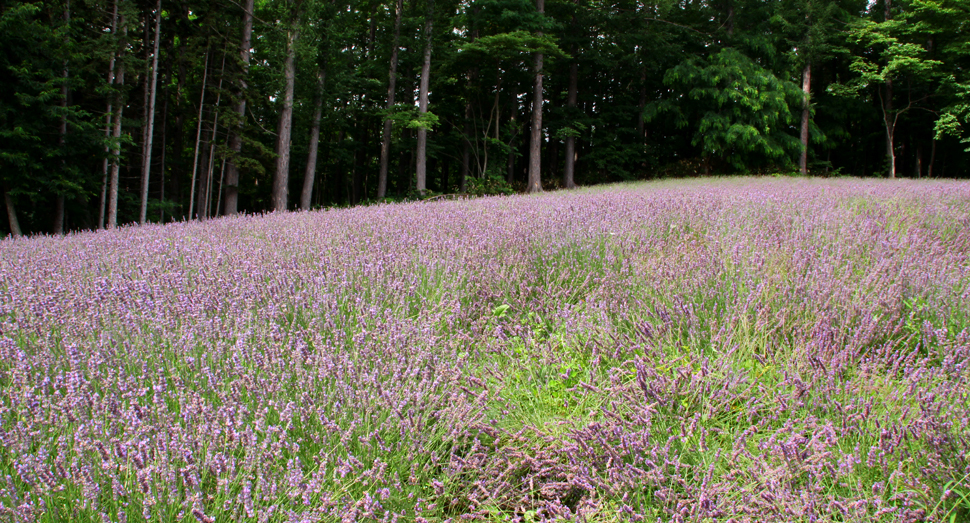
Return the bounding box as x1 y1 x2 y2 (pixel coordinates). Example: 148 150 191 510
1 178 968 522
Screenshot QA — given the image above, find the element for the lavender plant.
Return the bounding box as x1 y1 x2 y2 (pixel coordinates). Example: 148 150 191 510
1 178 968 522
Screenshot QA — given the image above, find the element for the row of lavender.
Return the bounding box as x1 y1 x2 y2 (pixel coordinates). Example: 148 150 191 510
1 178 968 522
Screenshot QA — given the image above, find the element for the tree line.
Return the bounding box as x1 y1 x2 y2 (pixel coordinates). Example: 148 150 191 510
1 0 968 236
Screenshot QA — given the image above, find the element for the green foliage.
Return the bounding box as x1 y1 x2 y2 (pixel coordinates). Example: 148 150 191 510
465 174 515 196
461 31 567 61
832 19 942 97
646 48 802 171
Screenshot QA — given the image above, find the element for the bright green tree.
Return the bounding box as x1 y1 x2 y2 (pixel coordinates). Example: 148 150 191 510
645 47 803 173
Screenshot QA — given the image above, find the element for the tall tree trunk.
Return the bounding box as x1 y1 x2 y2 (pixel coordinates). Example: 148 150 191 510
461 104 471 192
272 13 299 212
526 0 544 193
461 13 479 190
927 136 936 177
883 85 895 179
507 141 515 183
913 140 922 178
799 60 811 176
884 0 895 178
172 41 186 216
414 0 434 196
54 197 66 235
107 16 127 230
301 69 326 210
159 77 168 223
202 53 226 219
188 50 209 220
223 0 255 215
563 59 578 189
3 190 21 237
377 0 403 199
211 158 225 216
55 0 70 235
196 133 210 218
636 67 646 141
139 0 162 224
353 122 366 204
99 0 120 230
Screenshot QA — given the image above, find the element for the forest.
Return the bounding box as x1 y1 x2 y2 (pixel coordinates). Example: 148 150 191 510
1 0 968 236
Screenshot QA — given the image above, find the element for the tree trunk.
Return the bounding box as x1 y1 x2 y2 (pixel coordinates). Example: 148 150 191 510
377 0 403 199
196 130 210 219
636 67 646 140
913 140 922 178
159 76 168 223
272 15 299 212
799 60 811 176
99 0 120 230
461 104 471 192
414 0 434 196
188 50 209 220
172 41 186 216
54 0 70 235
213 158 226 216
223 0 255 215
507 141 515 183
884 99 895 179
107 16 127 230
927 137 936 177
139 0 162 224
526 0 544 194
202 54 227 219
4 190 22 237
352 121 366 204
884 0 895 179
563 59 578 189
301 69 326 210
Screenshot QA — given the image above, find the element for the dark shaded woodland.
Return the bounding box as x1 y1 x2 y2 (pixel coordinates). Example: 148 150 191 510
1 0 968 235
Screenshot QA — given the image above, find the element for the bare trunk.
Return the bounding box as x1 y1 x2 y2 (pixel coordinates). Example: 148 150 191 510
884 92 895 179
636 68 646 140
188 50 209 219
159 78 168 222
414 0 434 196
99 0 120 230
507 98 517 184
799 61 811 176
107 17 127 230
507 140 515 183
884 0 895 179
461 103 471 192
210 158 225 216
377 0 403 199
203 137 216 219
563 59 578 189
55 0 70 235
4 191 22 237
139 0 162 224
352 123 366 204
202 54 227 219
928 137 936 177
272 18 299 212
526 0 544 194
196 136 209 218
301 69 326 210
913 140 922 178
223 0 255 215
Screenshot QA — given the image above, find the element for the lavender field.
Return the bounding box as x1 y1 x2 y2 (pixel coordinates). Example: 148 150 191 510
2 178 969 522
